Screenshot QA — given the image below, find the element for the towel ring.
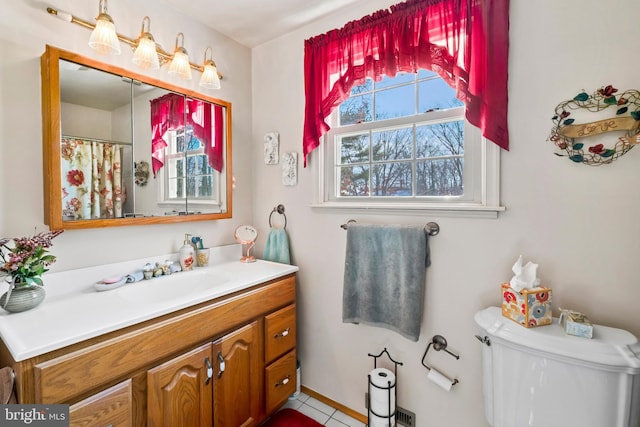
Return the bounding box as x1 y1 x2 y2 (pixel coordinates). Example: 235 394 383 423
269 204 287 229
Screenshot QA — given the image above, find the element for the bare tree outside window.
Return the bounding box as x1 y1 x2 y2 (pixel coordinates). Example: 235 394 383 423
335 72 464 198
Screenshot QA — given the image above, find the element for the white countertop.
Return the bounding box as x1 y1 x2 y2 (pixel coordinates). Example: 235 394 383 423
0 244 298 362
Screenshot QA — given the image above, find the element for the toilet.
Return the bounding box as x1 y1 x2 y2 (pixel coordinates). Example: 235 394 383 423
475 306 640 427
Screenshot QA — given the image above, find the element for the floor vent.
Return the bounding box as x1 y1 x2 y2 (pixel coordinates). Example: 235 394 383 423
395 407 415 427
364 393 415 427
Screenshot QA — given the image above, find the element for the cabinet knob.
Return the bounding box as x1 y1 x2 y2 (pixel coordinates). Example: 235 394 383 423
274 328 290 339
275 375 290 388
205 357 213 384
217 351 226 378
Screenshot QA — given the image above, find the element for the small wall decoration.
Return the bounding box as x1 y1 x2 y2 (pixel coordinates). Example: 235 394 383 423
282 152 298 186
134 161 150 186
264 131 279 165
549 85 640 165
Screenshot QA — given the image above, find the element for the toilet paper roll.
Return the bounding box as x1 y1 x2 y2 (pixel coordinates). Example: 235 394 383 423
369 368 396 427
369 413 396 427
427 367 454 391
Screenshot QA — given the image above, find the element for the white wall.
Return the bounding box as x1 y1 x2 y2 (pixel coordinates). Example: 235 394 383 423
2 0 639 424
0 0 253 271
251 0 640 425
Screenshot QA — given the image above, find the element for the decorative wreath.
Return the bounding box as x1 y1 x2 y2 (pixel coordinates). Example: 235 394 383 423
549 85 640 165
134 161 150 186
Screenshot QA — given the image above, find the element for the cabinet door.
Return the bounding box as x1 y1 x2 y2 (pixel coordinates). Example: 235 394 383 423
69 379 132 427
147 343 213 427
212 321 262 427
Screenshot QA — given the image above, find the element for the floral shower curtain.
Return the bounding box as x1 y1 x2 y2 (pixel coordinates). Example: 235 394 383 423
61 137 123 219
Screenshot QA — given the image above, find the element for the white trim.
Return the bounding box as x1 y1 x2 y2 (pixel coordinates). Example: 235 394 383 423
312 133 504 218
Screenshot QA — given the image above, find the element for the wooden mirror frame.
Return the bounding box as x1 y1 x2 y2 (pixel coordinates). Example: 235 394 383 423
41 45 232 230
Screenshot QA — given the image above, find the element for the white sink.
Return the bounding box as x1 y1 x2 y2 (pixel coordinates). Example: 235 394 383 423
114 269 229 303
0 244 299 362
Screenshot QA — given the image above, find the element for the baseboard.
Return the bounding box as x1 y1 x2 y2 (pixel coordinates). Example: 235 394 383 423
300 385 367 424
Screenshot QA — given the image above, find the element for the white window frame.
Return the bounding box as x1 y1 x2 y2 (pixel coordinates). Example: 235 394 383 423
156 128 224 213
311 76 504 218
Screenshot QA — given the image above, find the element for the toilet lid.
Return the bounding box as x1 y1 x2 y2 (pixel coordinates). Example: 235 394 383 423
475 307 640 373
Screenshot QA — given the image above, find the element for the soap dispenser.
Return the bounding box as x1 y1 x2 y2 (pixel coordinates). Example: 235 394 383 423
179 234 195 271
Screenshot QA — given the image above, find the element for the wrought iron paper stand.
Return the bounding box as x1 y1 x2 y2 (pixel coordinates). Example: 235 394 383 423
367 348 402 426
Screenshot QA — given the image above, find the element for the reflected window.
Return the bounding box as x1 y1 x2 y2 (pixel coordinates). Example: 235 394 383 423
163 126 215 202
150 94 225 212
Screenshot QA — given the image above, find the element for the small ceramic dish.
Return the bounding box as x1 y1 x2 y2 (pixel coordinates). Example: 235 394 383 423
94 276 127 292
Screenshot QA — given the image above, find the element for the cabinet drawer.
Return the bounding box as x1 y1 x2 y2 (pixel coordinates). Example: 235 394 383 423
265 304 296 364
265 349 297 414
69 379 132 427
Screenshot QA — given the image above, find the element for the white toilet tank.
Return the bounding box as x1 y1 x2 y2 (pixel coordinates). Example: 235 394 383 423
475 307 640 427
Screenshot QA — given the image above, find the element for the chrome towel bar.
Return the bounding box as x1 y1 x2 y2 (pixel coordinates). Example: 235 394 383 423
340 220 440 236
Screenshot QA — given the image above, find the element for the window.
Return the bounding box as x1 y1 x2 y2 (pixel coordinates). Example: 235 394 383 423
314 71 502 217
158 126 222 212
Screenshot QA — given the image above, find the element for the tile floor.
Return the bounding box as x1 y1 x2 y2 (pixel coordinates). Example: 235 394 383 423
280 392 366 427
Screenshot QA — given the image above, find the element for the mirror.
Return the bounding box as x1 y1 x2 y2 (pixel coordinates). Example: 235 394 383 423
41 45 232 230
234 225 257 263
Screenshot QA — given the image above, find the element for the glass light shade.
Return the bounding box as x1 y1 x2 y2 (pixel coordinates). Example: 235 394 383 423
199 62 221 89
132 34 160 70
168 49 192 80
88 16 121 55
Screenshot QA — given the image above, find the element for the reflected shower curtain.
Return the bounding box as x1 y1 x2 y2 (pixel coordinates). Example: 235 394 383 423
61 137 123 220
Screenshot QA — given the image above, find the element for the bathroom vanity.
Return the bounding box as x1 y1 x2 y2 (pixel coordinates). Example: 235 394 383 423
0 245 298 426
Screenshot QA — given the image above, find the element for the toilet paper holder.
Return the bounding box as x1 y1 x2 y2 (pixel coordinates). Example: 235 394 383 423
367 348 402 426
421 335 460 386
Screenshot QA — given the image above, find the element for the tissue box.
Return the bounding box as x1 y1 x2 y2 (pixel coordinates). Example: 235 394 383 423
559 310 593 338
501 283 552 328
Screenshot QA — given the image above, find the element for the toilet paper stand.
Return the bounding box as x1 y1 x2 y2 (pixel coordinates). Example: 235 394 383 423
367 348 402 426
421 335 460 387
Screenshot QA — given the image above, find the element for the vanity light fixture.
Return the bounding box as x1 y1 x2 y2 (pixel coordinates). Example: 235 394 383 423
199 47 221 90
88 0 121 55
45 2 223 89
168 33 192 80
132 16 160 70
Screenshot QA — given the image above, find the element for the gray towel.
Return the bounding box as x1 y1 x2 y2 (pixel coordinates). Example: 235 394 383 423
342 224 430 342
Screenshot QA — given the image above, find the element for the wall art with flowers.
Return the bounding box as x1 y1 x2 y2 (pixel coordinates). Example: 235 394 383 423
548 85 640 165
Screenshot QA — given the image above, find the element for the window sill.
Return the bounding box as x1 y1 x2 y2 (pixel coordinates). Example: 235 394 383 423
310 201 505 219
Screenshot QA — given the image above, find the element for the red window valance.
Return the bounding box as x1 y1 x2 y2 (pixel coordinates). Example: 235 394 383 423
302 0 510 167
151 93 224 177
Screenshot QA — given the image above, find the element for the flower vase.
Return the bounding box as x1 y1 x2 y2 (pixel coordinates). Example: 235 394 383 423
0 279 46 313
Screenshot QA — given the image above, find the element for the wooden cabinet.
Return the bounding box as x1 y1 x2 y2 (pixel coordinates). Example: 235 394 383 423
213 321 261 427
264 304 297 413
147 343 213 427
69 379 132 427
2 273 297 427
265 304 296 364
265 349 297 414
